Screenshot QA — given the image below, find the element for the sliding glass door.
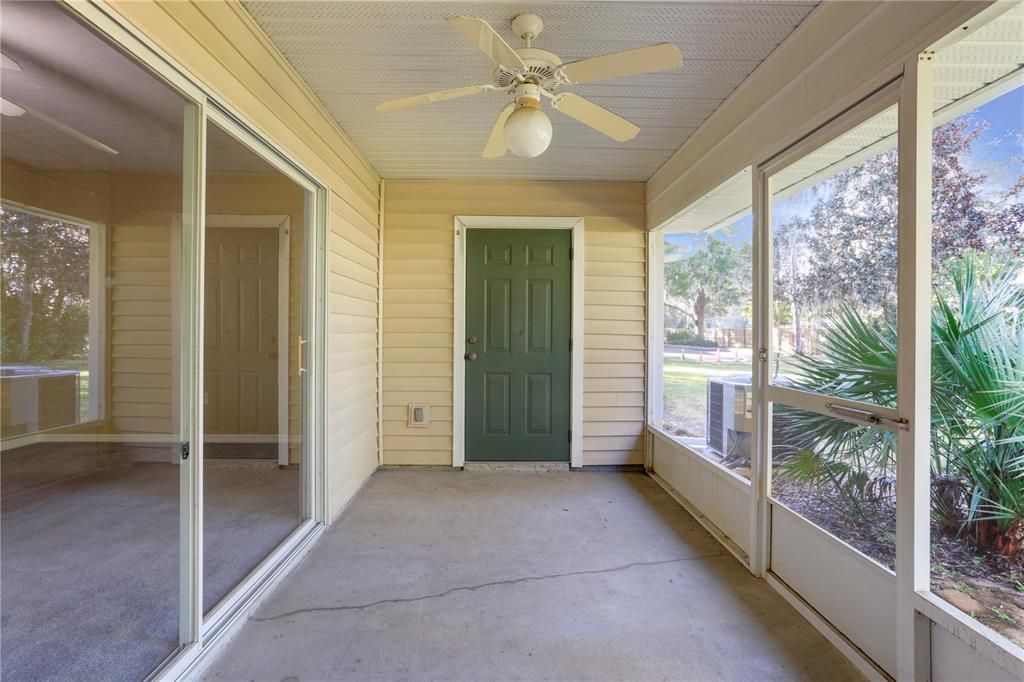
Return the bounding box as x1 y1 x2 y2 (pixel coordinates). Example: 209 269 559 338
0 3 325 679
201 115 317 620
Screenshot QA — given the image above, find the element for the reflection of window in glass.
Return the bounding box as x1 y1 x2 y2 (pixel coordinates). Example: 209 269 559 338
659 169 753 478
928 78 1024 645
0 204 100 434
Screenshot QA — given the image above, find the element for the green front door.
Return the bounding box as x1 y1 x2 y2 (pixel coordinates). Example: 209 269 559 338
465 229 571 461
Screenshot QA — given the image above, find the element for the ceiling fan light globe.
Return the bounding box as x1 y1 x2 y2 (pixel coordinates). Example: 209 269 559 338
503 106 552 158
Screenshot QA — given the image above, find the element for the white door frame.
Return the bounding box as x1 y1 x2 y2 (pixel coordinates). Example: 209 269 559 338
205 214 291 466
453 215 584 469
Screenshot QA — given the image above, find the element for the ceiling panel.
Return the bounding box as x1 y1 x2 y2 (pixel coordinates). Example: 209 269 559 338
243 1 818 181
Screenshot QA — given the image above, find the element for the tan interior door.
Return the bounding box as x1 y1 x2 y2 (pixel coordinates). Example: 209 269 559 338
204 227 279 435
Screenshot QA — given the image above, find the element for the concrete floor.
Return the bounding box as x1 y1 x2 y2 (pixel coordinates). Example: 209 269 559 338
1 446 301 682
203 470 863 681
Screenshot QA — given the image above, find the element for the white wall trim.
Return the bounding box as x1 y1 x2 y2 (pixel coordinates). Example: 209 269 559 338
453 215 584 469
646 230 664 446
205 214 291 466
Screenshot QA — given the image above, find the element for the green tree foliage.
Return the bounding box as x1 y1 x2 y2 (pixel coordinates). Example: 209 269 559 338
664 231 751 341
776 253 1024 555
1 206 90 363
773 117 1023 329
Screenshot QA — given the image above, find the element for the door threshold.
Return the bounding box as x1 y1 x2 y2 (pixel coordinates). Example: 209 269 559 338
463 461 570 472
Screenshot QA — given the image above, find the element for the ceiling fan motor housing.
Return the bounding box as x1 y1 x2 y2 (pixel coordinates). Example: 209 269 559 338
494 48 563 90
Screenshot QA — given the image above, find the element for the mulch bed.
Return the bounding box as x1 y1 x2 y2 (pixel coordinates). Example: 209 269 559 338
773 477 1024 645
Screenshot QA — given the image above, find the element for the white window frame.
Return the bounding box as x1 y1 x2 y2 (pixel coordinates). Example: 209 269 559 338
0 199 106 433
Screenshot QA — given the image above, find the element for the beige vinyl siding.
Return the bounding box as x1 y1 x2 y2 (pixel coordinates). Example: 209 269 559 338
108 0 382 519
107 174 177 437
383 180 646 467
1 159 111 225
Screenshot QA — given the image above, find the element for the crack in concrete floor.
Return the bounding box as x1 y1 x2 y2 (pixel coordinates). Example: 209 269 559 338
252 554 723 623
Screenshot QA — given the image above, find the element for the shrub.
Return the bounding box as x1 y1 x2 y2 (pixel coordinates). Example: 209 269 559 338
665 329 718 347
775 252 1024 555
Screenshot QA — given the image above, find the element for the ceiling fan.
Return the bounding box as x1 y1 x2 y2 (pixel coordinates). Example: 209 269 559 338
375 14 682 159
1 51 119 155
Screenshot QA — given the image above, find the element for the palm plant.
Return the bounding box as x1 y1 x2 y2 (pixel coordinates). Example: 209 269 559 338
775 251 1024 555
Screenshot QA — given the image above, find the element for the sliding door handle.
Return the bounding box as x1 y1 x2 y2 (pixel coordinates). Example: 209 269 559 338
298 335 308 375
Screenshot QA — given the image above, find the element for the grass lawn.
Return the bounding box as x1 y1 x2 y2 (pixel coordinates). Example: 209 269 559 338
662 357 750 437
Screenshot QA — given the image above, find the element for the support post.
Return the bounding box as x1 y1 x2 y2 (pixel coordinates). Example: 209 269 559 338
750 166 771 578
896 53 934 682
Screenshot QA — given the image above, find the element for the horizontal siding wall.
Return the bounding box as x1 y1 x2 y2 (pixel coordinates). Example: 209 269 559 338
383 180 646 467
107 0 382 519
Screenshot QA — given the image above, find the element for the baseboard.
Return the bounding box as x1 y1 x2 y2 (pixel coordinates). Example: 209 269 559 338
1 432 176 450
577 464 645 472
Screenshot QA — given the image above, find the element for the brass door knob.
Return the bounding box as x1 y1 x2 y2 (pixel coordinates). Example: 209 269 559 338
464 352 478 361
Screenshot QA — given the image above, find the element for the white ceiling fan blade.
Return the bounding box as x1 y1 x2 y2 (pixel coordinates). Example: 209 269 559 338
447 16 527 71
559 43 682 84
482 103 514 158
10 101 119 154
553 93 639 143
1 97 25 117
376 84 494 112
1 52 21 71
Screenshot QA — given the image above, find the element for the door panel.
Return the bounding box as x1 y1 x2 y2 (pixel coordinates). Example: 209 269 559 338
466 229 571 461
204 227 278 435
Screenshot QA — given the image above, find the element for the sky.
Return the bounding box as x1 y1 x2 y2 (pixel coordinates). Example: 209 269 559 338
665 84 1024 256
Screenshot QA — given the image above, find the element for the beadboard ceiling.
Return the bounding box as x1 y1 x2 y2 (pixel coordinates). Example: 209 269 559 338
243 1 818 181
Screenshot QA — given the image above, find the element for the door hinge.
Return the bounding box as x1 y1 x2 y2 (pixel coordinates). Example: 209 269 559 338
569 338 573 351
181 442 190 460
568 429 572 443
758 347 768 362
569 246 574 261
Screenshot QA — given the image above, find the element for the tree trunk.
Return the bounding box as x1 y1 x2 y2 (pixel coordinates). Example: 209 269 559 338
793 301 804 354
976 518 1024 556
17 267 34 362
695 289 707 341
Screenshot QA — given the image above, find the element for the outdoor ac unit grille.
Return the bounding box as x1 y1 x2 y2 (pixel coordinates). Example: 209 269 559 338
708 381 725 453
